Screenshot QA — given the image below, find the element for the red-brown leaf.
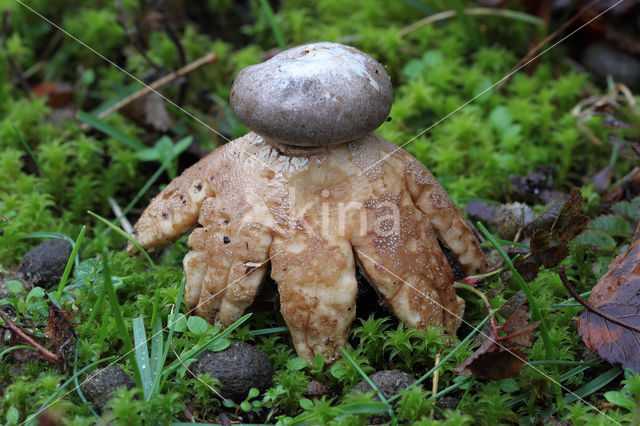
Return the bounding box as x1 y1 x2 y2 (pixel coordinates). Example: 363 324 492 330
32 81 75 108
578 223 640 371
457 302 540 380
455 337 528 380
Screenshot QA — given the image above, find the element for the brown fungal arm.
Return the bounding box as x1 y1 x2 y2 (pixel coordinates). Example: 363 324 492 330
350 191 464 334
184 196 273 327
270 232 357 364
401 152 486 275
127 155 216 254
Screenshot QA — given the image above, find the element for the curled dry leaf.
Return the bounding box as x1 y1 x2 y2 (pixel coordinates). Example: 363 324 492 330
121 93 173 132
32 81 75 108
577 224 640 372
515 188 588 281
456 299 540 381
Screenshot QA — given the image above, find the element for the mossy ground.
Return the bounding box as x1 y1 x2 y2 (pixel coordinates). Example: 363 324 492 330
1 1 639 424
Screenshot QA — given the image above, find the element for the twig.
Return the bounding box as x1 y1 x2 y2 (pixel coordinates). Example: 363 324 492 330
399 7 544 38
114 0 160 70
462 262 507 286
496 0 605 89
94 52 217 121
108 197 133 234
429 353 441 420
559 265 640 334
0 309 61 363
158 1 188 106
454 281 492 314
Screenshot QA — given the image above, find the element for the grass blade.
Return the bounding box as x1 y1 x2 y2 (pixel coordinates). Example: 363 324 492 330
55 225 86 301
563 367 622 404
77 111 146 151
250 326 289 336
85 279 107 330
88 210 154 268
150 276 185 398
0 345 36 360
133 316 153 400
97 154 172 241
73 341 99 418
507 363 597 408
477 221 563 407
339 347 394 420
102 250 142 389
150 315 163 386
339 402 390 415
258 0 286 50
448 0 481 45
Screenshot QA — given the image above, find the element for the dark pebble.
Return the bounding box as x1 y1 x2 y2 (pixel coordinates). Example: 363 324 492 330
351 369 417 424
81 366 135 413
18 239 72 289
192 341 273 403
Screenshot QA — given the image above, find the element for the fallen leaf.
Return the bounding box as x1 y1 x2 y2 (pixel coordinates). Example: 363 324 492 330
602 167 640 206
456 301 540 380
592 165 614 193
550 189 589 242
515 189 588 281
461 341 528 381
305 380 331 399
466 201 499 223
577 223 640 371
32 81 75 108
121 92 173 132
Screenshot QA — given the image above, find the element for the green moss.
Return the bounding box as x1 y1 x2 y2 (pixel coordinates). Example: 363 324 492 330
1 0 639 423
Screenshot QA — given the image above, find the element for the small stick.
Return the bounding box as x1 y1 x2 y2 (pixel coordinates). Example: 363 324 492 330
399 7 543 38
558 265 640 334
95 52 217 121
496 0 605 89
429 353 441 420
454 282 492 314
0 309 61 363
108 197 133 234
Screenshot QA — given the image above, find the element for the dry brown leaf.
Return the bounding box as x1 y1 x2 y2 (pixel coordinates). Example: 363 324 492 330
32 81 75 108
577 223 640 371
456 302 540 380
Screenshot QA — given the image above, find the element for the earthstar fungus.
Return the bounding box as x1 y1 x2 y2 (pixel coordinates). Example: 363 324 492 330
128 42 486 363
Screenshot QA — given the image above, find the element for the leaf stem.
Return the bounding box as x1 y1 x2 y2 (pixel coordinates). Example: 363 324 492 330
558 265 640 334
477 221 564 408
0 310 60 363
55 225 86 301
454 281 492 313
259 0 286 50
